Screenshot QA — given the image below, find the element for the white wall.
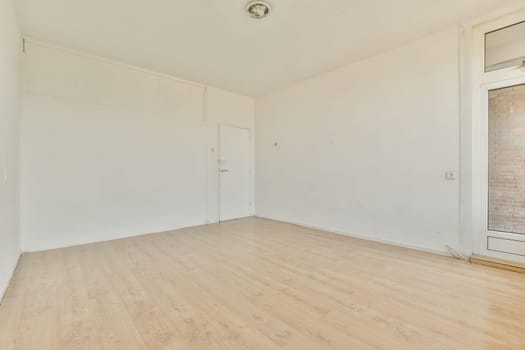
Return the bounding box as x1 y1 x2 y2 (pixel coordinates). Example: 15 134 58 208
0 0 21 298
256 28 461 253
20 41 254 251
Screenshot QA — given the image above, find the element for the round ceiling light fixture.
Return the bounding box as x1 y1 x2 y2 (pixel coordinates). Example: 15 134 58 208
246 1 271 19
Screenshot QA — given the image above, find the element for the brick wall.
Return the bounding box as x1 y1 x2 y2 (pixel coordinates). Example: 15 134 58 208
488 84 525 234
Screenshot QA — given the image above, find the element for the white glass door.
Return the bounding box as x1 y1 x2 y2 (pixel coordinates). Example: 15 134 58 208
479 77 525 262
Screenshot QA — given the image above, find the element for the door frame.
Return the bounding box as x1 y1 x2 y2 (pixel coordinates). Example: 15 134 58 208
218 123 254 222
471 8 525 262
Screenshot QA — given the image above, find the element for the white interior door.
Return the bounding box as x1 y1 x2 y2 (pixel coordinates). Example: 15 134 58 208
219 125 252 221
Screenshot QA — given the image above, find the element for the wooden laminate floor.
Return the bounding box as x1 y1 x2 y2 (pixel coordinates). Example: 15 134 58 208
1 217 524 349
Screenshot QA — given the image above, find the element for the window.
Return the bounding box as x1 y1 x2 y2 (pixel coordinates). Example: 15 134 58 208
485 20 525 72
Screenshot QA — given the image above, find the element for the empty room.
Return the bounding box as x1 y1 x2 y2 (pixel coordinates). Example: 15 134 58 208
2 0 525 349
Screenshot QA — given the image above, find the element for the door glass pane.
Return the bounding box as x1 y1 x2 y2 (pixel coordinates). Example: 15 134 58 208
488 84 525 234
485 21 525 72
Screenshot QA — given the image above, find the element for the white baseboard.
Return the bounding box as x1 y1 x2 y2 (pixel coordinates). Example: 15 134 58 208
22 219 211 253
256 215 452 257
0 251 22 305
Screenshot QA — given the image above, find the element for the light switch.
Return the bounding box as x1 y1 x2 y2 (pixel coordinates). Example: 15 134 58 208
445 171 457 181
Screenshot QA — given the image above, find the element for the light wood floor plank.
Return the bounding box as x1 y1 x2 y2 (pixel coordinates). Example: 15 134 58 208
1 217 525 349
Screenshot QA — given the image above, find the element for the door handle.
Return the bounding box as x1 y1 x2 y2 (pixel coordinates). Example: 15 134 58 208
220 169 229 173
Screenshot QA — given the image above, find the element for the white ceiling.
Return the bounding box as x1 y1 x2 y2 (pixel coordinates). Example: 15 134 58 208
16 0 518 96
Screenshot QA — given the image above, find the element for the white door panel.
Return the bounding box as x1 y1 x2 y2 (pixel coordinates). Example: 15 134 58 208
219 125 251 221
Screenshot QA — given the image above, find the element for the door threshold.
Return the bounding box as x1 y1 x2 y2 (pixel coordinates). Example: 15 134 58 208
470 254 525 274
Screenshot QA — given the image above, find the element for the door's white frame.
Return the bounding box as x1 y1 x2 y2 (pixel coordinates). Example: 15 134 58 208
218 123 254 222
471 9 525 262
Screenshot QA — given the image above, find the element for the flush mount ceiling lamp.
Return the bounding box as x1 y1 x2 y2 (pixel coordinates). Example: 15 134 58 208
246 1 271 19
